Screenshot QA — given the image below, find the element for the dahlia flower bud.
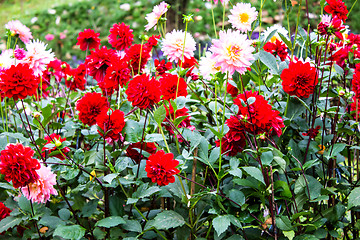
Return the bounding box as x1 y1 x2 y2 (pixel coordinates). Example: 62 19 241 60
54 139 62 148
33 112 41 118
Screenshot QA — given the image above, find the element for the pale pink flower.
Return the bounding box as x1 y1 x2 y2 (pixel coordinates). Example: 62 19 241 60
209 29 254 75
199 51 221 80
0 50 16 69
228 3 258 32
21 164 58 204
161 29 196 62
59 32 66 39
20 39 55 76
207 0 229 5
5 20 33 44
145 1 169 31
45 34 55 41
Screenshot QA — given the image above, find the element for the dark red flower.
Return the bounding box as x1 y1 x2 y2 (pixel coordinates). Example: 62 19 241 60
178 56 198 73
163 105 194 137
0 63 38 101
324 0 348 21
146 35 160 48
108 23 134 50
76 92 109 126
41 133 70 160
215 134 246 156
125 44 151 74
145 150 180 186
352 66 360 98
76 29 101 51
65 64 87 91
99 58 131 95
227 83 239 98
350 97 360 120
263 40 288 61
268 110 285 137
234 91 279 135
126 142 157 164
0 143 40 188
0 202 11 221
96 109 126 141
302 126 321 139
126 74 161 109
155 59 172 75
281 61 318 98
85 46 116 82
160 73 188 101
45 58 64 82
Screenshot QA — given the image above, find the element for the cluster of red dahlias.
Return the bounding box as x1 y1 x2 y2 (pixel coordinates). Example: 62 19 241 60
217 91 284 156
0 143 40 188
263 39 289 61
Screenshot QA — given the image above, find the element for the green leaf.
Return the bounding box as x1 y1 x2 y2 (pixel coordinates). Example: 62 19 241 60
324 143 346 159
228 189 245 207
122 219 142 233
38 216 65 228
213 215 231 236
348 187 360 209
261 151 273 166
58 208 71 221
103 173 119 184
145 134 164 142
284 230 295 240
242 167 265 185
173 115 189 128
276 216 293 231
153 210 185 230
53 225 86 240
0 132 29 144
95 216 126 228
0 217 22 233
259 50 279 74
154 105 166 125
124 120 142 142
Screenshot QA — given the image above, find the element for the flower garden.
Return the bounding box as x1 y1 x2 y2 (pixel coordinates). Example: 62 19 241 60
0 0 360 239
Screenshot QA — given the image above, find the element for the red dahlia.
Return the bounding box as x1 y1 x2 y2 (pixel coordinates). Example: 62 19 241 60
0 202 11 221
302 126 321 139
227 83 239 98
99 58 131 95
146 35 160 48
108 23 134 50
145 150 180 186
324 0 348 21
96 109 126 140
263 39 289 61
65 63 87 91
215 134 246 156
160 73 188 101
126 74 161 109
126 142 157 164
76 29 101 51
281 61 318 98
42 133 70 160
76 92 109 126
0 63 39 101
0 143 40 188
125 44 151 74
85 46 116 83
155 59 172 75
352 66 360 98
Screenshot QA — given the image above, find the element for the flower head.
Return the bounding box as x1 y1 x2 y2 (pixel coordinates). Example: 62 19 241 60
0 50 16 69
100 58 131 94
108 23 134 50
76 92 109 126
0 202 11 221
126 74 161 109
0 63 39 101
262 24 289 43
76 29 101 51
199 51 221 80
227 83 239 98
85 46 116 82
160 73 187 101
324 0 348 21
145 150 179 186
125 44 151 74
161 30 196 62
229 3 258 32
96 109 126 141
65 63 87 91
41 133 70 160
145 1 169 31
21 164 58 204
5 20 33 43
0 143 40 188
281 61 318 98
45 34 55 41
20 39 55 76
155 59 172 75
209 29 255 75
14 48 26 60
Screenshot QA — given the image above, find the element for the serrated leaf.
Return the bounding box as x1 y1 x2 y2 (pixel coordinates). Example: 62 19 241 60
242 167 265 185
95 216 126 228
348 187 360 209
213 215 230 236
153 210 185 230
53 225 86 240
0 217 22 233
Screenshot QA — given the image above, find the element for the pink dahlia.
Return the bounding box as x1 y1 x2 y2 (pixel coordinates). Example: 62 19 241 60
228 3 258 32
209 29 254 75
161 30 196 62
20 39 55 76
5 20 33 43
145 1 169 31
21 164 58 204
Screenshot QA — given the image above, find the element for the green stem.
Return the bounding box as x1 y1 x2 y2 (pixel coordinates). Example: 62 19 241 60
159 124 170 153
348 0 358 16
211 0 218 38
291 0 303 60
284 94 290 117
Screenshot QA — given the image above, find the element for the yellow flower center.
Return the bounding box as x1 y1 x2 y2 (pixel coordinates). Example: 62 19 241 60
227 45 242 58
270 36 278 43
239 13 249 23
